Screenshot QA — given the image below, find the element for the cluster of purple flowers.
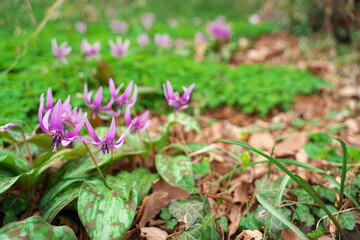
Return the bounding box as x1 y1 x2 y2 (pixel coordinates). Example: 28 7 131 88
38 80 195 153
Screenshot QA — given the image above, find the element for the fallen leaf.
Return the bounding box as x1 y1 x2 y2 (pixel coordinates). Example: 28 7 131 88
227 205 241 239
141 227 168 240
318 235 336 240
234 230 263 240
338 86 360 98
280 229 302 240
344 119 359 133
139 191 170 227
152 179 190 200
274 132 307 157
248 133 275 151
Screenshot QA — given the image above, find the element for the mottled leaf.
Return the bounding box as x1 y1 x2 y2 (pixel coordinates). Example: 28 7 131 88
293 204 315 226
339 212 356 230
41 186 80 222
169 199 203 229
0 216 76 240
178 223 202 240
78 177 138 240
167 112 201 133
0 149 30 175
155 154 198 194
0 170 20 195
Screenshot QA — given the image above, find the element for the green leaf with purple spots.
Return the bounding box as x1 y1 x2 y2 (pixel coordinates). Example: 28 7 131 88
0 170 20 195
0 216 76 240
78 176 138 240
155 154 198 194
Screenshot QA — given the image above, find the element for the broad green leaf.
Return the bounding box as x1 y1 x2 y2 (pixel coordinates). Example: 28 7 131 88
201 214 220 240
167 112 201 133
313 186 337 202
255 178 281 203
0 131 52 150
41 186 80 222
293 204 315 226
155 154 197 194
216 216 228 232
178 223 202 240
0 170 20 195
169 199 203 229
0 149 30 175
240 212 260 230
290 188 314 203
192 157 210 180
0 216 76 240
78 177 138 240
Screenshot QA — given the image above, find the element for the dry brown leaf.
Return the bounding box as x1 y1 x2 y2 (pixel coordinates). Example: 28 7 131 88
139 191 170 227
280 229 302 240
318 235 336 240
338 86 360 98
227 205 241 239
141 227 168 240
152 179 189 200
344 118 359 133
248 133 275 151
274 132 307 157
234 230 263 240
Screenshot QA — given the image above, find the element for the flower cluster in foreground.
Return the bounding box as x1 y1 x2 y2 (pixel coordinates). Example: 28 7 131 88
37 80 195 153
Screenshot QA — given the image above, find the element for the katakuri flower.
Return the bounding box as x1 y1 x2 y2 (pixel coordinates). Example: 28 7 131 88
154 34 172 48
62 96 84 126
81 39 101 61
137 33 150 46
77 117 129 154
84 84 116 119
206 16 231 42
141 12 155 30
109 79 137 111
38 96 86 152
40 87 54 113
124 107 150 134
109 20 129 34
109 37 130 58
163 81 195 111
76 21 87 33
51 39 72 64
0 123 20 132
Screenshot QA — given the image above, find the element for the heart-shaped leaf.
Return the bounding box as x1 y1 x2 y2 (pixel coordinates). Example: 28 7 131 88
169 199 204 229
0 216 76 239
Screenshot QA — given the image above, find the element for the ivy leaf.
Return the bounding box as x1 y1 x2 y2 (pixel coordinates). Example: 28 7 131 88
178 223 202 240
313 186 337 202
169 199 203 229
240 212 260 230
339 212 356 230
0 216 76 240
77 177 138 240
293 204 315 226
255 178 282 203
155 154 198 194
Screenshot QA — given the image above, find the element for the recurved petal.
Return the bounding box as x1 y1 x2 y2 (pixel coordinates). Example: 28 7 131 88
46 88 53 110
84 118 101 143
120 81 134 101
104 117 116 142
109 78 118 99
127 84 138 106
180 83 195 104
65 113 87 138
93 87 103 107
50 100 64 131
166 81 175 99
124 106 132 127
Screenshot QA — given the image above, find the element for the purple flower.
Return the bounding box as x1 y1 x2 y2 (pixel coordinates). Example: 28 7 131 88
109 37 130 58
81 39 101 61
141 12 155 30
51 39 72 64
109 20 129 34
194 32 207 44
76 21 87 34
39 87 54 113
137 33 149 46
84 84 116 119
62 96 84 125
154 34 172 48
0 123 20 132
124 107 150 134
206 16 231 42
38 96 86 152
77 117 128 154
109 79 138 111
163 81 195 111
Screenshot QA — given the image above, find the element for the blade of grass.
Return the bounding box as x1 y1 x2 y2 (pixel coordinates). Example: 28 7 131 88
334 138 347 210
219 139 348 240
274 175 290 206
256 193 309 240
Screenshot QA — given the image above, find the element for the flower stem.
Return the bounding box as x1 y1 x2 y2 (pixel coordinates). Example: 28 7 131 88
19 127 33 167
82 141 109 188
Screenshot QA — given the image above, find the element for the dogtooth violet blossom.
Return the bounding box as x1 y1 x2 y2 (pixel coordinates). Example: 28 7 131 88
51 39 72 64
109 79 137 111
38 96 86 152
141 12 155 30
40 87 54 113
61 96 84 126
163 81 195 111
77 117 129 154
109 20 129 34
137 33 149 46
75 21 87 33
109 37 130 58
84 84 116 119
81 39 101 61
206 16 231 42
124 106 150 134
154 34 171 48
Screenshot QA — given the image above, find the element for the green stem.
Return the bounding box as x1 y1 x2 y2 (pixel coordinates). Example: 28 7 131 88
19 127 33 167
